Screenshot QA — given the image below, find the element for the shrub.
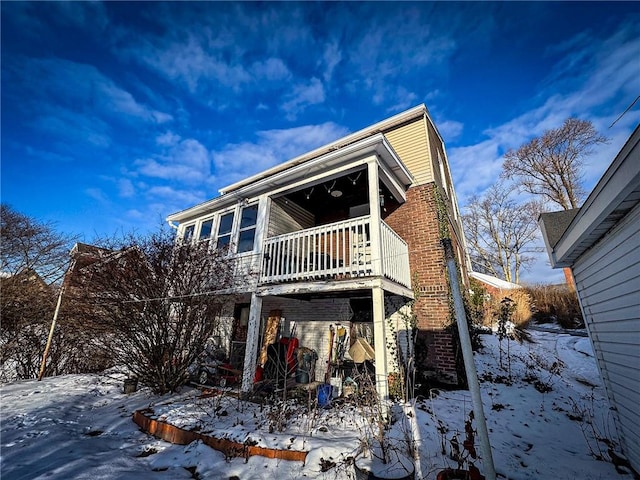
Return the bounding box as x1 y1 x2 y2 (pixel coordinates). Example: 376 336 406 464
524 284 583 329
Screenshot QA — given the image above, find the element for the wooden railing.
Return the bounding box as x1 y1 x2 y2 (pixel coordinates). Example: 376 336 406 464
261 216 410 288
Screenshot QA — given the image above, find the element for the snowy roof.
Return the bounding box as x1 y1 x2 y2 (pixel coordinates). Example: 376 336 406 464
469 271 521 290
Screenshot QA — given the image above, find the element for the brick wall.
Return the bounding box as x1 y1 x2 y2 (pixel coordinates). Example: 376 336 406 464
384 182 460 383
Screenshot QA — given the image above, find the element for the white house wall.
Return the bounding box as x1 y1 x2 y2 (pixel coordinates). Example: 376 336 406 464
572 201 640 474
261 296 353 382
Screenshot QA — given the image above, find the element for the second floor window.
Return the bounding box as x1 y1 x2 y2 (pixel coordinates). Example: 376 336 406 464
238 204 258 253
216 212 234 249
199 219 213 242
184 224 195 243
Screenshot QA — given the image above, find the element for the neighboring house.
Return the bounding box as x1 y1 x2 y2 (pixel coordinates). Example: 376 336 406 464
539 125 640 475
167 105 470 399
469 271 520 298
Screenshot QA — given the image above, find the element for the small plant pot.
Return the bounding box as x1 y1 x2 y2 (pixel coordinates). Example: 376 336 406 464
436 467 485 480
123 378 138 394
295 369 309 384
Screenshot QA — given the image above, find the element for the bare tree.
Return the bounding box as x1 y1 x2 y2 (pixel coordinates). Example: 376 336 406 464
73 227 239 394
0 204 83 381
502 118 609 210
1 204 78 283
462 184 543 284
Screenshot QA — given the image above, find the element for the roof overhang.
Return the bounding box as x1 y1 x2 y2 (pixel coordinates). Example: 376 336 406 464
539 125 640 268
167 133 414 223
220 104 428 195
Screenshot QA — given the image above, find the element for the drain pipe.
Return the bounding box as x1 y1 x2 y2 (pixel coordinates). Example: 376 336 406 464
442 239 496 480
167 220 179 230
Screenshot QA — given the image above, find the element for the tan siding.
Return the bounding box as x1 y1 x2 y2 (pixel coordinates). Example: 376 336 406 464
384 118 433 186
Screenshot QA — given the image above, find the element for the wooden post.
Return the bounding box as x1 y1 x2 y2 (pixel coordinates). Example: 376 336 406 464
372 285 389 402
38 286 64 381
241 293 263 393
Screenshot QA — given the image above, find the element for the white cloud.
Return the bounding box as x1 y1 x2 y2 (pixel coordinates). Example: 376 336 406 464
135 138 212 185
280 78 326 120
10 57 172 132
347 9 457 106
449 21 640 208
320 40 342 82
250 57 291 82
33 106 112 149
156 131 182 147
85 187 110 204
437 120 464 143
384 87 418 114
145 186 205 205
212 122 349 186
118 179 136 198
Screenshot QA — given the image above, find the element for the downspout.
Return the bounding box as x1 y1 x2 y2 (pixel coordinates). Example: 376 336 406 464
442 238 496 480
167 220 179 230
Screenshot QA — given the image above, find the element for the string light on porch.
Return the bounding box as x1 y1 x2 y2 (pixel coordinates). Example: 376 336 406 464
304 187 314 200
348 172 362 186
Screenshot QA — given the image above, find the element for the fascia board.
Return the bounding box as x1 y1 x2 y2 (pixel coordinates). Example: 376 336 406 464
552 126 640 266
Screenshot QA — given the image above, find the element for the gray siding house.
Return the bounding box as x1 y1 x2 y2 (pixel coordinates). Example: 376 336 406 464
539 125 640 474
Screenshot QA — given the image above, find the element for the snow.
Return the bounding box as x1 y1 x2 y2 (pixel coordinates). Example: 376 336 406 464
1 329 630 479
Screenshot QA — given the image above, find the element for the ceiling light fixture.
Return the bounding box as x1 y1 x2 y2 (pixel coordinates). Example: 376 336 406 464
325 180 342 198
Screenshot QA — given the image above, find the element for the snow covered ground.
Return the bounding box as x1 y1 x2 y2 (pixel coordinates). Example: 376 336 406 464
1 329 632 479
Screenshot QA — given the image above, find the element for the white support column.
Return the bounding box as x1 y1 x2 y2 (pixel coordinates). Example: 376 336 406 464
367 159 383 276
254 194 270 284
241 293 263 393
372 285 389 401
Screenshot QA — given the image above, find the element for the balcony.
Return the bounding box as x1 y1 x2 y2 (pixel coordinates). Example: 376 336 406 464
261 216 411 288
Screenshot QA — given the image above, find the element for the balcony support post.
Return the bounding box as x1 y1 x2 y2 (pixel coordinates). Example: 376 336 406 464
241 292 263 394
372 285 389 404
367 159 383 276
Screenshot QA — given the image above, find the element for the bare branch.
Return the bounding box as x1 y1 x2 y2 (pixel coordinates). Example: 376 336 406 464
501 118 608 210
463 184 543 283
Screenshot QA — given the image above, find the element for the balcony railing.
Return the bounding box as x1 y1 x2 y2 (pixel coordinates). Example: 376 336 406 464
261 216 411 288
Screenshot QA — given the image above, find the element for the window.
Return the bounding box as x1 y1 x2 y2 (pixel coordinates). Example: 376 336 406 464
216 212 234 249
237 204 258 253
183 224 195 242
199 219 213 241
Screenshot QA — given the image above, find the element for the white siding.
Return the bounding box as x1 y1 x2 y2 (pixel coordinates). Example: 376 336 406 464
261 297 353 382
572 202 640 474
268 197 315 237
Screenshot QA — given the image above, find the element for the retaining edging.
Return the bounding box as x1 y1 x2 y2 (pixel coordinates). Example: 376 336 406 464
132 409 308 463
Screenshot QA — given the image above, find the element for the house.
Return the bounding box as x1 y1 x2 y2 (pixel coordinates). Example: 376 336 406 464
166 105 471 399
539 125 640 474
469 271 520 298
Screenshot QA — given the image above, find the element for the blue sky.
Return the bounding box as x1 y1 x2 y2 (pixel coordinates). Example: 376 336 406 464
2 1 638 282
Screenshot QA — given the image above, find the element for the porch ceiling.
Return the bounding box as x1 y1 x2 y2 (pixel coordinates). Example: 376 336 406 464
278 168 400 221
